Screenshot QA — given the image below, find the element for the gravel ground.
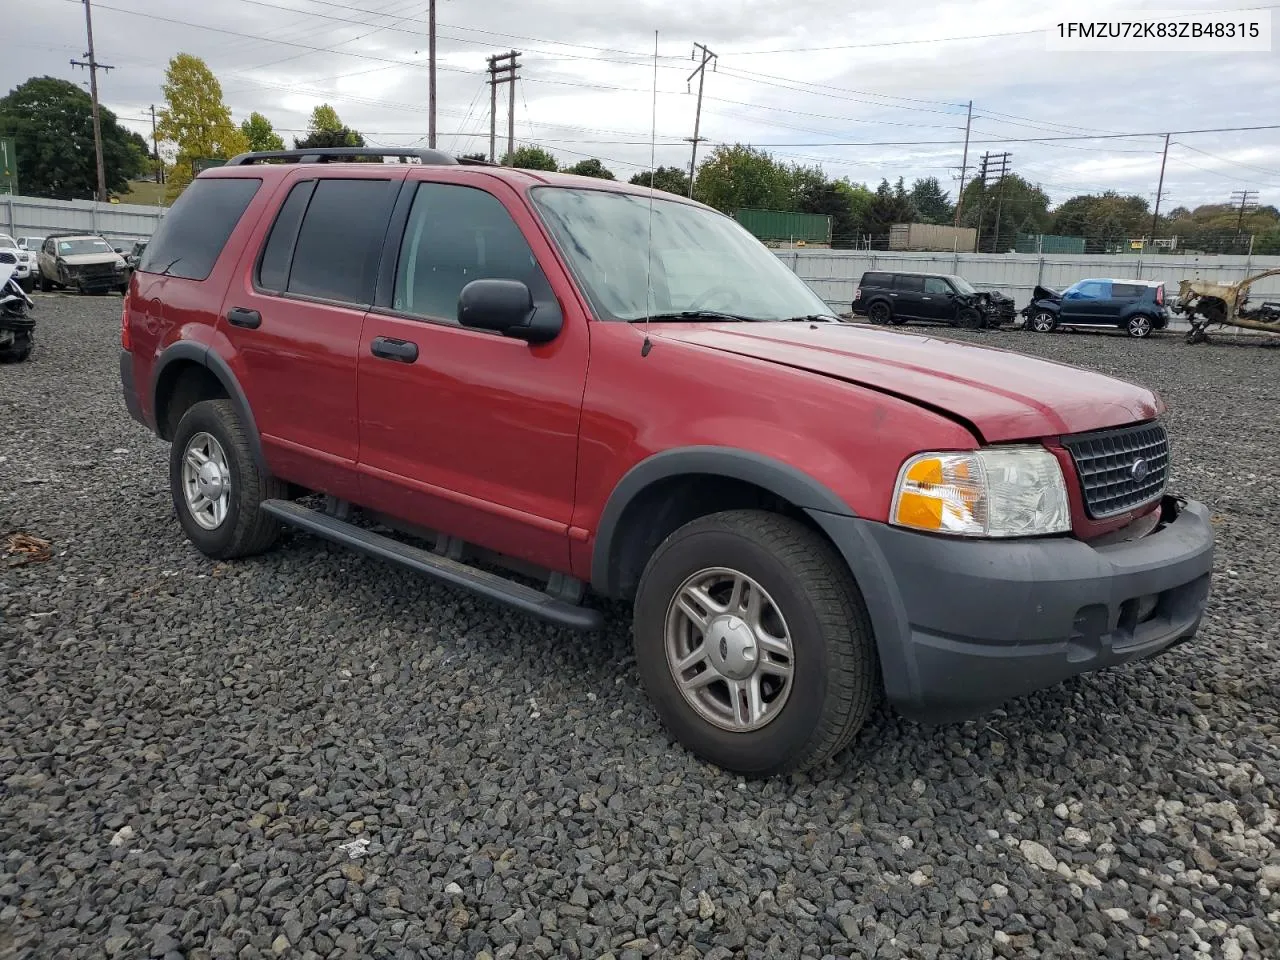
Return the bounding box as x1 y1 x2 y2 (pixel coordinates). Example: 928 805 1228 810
2 299 1278 960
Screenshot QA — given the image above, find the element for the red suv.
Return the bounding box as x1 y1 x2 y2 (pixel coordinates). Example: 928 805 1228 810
120 148 1214 776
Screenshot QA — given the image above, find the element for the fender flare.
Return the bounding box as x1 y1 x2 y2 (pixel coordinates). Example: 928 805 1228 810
590 446 855 595
150 341 267 472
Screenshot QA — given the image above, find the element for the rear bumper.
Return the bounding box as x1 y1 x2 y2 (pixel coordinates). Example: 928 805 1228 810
809 496 1214 723
120 349 149 427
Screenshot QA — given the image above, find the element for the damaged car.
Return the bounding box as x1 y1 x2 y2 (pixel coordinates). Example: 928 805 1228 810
853 271 1015 328
36 233 129 295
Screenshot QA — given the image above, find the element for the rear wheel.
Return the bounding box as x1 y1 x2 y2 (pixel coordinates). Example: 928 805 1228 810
633 510 878 777
1029 310 1057 333
868 301 893 325
169 399 286 560
1126 315 1153 338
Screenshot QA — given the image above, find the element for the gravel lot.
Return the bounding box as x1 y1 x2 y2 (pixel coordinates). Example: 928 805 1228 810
2 298 1278 960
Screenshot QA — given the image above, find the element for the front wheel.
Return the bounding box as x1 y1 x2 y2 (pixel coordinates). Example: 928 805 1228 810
633 510 878 777
1029 310 1057 333
38 273 52 293
1126 315 1153 338
0 332 33 363
957 307 984 329
169 399 286 560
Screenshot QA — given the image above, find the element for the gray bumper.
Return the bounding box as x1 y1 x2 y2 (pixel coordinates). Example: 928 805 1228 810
809 497 1214 723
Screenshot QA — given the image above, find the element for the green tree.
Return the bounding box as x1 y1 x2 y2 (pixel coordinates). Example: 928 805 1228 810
797 180 868 249
909 177 954 225
629 165 690 195
240 111 285 152
958 174 1051 252
0 76 147 199
865 178 919 241
501 146 558 170
1253 227 1280 255
309 104 344 134
460 152 490 163
1051 191 1149 247
693 144 795 212
157 53 249 199
1163 202 1279 253
564 158 615 179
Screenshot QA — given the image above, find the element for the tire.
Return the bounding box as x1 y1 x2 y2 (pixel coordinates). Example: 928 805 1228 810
633 510 878 777
0 332 32 363
38 273 52 293
1029 310 1057 333
957 307 984 329
169 399 286 560
867 301 893 325
1186 327 1208 345
1126 314 1153 338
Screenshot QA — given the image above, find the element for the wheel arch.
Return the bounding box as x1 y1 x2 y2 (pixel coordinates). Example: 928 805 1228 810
150 342 266 472
590 447 855 600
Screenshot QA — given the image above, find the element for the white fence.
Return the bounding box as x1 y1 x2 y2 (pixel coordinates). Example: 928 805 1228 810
777 249 1280 324
0 193 165 244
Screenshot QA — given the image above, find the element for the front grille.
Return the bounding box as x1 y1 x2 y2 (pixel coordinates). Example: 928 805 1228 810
1062 422 1169 519
79 263 118 280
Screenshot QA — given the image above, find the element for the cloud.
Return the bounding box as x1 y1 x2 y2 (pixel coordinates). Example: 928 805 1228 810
7 0 1277 206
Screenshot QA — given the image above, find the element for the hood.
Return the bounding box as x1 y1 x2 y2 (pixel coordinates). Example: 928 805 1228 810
1031 284 1062 301
651 322 1159 443
59 253 124 266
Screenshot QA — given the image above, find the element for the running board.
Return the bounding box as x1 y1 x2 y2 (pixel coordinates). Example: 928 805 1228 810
260 500 603 632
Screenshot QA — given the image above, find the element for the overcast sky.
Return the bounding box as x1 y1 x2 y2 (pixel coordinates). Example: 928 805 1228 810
12 0 1280 210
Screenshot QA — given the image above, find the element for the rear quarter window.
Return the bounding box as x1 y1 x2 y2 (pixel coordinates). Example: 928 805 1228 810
860 272 891 288
140 177 261 281
1111 283 1144 299
895 274 924 293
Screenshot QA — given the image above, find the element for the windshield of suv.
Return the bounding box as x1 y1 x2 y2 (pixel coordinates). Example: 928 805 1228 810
57 238 113 256
0 237 15 250
532 187 833 321
950 276 977 295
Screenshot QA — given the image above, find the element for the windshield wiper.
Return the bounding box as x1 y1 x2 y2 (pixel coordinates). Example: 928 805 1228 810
633 310 761 323
778 314 841 323
156 257 183 277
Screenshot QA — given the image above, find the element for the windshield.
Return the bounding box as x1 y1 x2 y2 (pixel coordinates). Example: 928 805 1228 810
950 276 977 295
57 238 113 256
0 237 15 249
531 187 833 321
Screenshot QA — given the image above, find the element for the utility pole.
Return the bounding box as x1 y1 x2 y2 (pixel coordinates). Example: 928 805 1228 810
953 100 973 227
428 0 436 149
486 51 520 163
148 104 164 185
685 43 717 198
1147 133 1170 245
974 151 1011 253
70 0 113 203
1231 188 1259 248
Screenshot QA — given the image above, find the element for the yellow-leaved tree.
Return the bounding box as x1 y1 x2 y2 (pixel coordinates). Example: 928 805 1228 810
157 53 248 201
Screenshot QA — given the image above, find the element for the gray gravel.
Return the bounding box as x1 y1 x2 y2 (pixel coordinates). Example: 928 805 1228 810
2 300 1278 960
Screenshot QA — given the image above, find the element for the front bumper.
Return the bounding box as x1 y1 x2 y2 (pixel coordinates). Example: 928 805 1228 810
810 496 1214 723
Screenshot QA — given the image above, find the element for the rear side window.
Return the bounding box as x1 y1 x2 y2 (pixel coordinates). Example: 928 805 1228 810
257 181 314 292
1111 283 1143 299
140 177 261 280
860 272 891 288
895 275 924 293
287 179 394 305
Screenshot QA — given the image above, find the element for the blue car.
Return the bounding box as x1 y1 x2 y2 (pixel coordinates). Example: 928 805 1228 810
1022 278 1170 339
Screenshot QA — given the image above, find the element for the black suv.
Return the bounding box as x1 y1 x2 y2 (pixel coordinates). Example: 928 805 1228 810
852 271 1014 329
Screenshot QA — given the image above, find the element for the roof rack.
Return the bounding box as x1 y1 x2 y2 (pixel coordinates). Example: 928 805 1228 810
224 147 498 167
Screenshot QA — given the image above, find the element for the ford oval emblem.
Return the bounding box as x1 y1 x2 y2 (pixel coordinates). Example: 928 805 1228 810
1130 458 1150 482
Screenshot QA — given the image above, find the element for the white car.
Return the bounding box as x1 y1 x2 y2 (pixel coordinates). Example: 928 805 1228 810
0 234 35 289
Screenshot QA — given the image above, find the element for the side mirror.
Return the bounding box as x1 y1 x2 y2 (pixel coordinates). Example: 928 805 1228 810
114 247 123 253
458 278 561 344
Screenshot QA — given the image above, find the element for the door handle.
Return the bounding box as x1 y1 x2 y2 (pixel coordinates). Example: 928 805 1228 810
226 307 262 329
371 336 419 363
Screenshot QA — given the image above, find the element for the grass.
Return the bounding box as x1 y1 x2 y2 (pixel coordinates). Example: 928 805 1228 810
120 179 170 207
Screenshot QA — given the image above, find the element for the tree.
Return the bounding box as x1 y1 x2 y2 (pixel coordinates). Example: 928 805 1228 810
564 158 615 179
798 180 871 249
1051 192 1149 248
1162 202 1280 254
909 177 953 225
629 166 690 195
0 76 148 199
293 103 366 153
240 112 284 152
309 104 344 134
460 152 490 163
958 174 1050 252
692 144 795 213
864 178 919 241
501 146 557 170
157 54 248 199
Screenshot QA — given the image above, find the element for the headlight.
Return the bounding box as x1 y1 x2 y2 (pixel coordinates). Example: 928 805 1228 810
891 446 1071 538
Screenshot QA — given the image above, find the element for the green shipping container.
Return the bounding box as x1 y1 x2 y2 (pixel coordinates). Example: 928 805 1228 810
734 208 831 244
1015 233 1086 255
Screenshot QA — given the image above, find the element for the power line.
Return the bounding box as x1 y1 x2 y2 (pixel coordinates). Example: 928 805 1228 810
722 28 1041 55
1173 141 1280 180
